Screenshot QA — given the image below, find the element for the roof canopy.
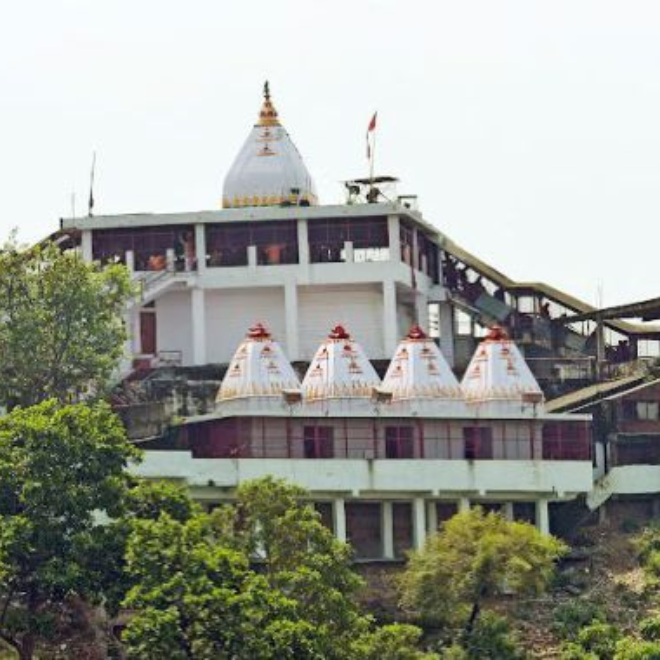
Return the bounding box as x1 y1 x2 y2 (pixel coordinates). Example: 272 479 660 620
217 323 300 412
461 326 544 415
222 82 317 209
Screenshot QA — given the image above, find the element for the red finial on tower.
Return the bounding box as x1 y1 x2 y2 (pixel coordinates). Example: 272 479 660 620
406 324 428 340
328 325 351 340
485 325 509 341
248 322 271 339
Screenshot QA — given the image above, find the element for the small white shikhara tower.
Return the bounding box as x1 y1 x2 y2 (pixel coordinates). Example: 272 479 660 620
380 325 466 415
461 325 545 416
216 323 301 414
222 81 318 209
301 325 381 414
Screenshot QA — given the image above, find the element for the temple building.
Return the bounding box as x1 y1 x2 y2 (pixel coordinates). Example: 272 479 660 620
58 83 660 557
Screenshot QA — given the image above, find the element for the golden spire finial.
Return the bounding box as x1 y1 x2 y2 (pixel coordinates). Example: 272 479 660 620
258 80 280 127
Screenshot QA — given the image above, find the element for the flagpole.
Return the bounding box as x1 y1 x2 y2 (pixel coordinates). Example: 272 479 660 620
369 129 376 184
88 151 96 217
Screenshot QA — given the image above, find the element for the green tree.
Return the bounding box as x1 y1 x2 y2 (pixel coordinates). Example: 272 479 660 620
225 477 366 638
0 400 140 660
399 508 567 636
123 512 322 660
0 240 132 409
122 477 433 660
350 623 439 660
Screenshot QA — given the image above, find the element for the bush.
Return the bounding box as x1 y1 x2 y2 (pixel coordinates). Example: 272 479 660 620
613 638 660 659
456 612 527 660
560 643 598 660
552 600 606 640
634 525 660 585
576 621 622 659
640 616 660 642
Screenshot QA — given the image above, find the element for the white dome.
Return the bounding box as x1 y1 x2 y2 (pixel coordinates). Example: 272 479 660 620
217 323 301 414
301 325 381 414
222 83 317 209
381 325 467 415
461 326 545 416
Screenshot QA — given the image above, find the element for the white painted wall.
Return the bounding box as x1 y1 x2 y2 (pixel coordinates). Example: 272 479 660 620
298 285 385 360
205 287 287 364
155 290 194 365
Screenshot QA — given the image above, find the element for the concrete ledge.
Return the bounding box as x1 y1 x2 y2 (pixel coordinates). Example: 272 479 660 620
601 465 660 495
135 452 593 497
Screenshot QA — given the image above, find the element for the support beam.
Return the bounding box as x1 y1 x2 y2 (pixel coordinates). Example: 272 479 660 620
333 498 347 543
248 245 257 269
387 215 401 262
195 223 207 274
426 501 438 534
297 218 309 264
503 502 514 522
191 288 206 366
81 229 93 262
417 292 430 331
382 502 394 560
125 250 135 274
285 283 299 361
535 499 550 535
438 302 455 368
458 497 470 513
596 319 605 379
412 497 426 550
383 279 397 355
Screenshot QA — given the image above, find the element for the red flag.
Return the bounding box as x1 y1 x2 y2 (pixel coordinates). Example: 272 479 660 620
366 112 377 158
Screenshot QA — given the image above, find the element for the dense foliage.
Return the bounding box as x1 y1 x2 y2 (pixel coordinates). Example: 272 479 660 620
0 240 132 409
399 508 567 636
122 478 436 660
0 400 140 660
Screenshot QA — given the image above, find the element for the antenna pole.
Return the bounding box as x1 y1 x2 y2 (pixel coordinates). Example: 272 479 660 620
88 151 96 217
369 130 376 184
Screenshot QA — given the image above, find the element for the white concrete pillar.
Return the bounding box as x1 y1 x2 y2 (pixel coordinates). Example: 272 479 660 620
166 248 176 272
458 497 470 513
248 245 257 269
195 224 207 274
344 241 354 263
285 283 299 361
191 288 206 366
412 497 426 550
297 218 309 264
81 229 93 262
387 215 401 262
535 499 550 535
412 228 420 271
333 498 347 543
125 250 135 274
438 302 456 368
426 501 438 534
121 311 134 373
503 502 515 522
132 311 141 355
383 279 398 355
382 501 395 559
417 293 430 331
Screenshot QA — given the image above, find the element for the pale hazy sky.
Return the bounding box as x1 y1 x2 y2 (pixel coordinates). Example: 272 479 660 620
1 1 659 306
